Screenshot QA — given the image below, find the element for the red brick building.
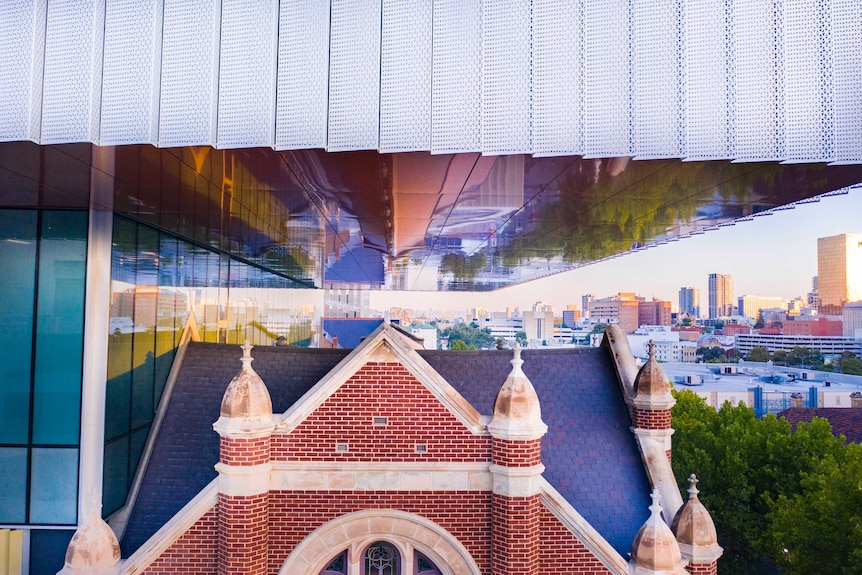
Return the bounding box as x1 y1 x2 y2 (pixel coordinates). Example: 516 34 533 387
59 325 721 575
782 316 843 336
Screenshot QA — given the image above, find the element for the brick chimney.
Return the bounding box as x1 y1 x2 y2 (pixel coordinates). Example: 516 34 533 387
851 391 862 408
487 345 548 575
212 342 275 575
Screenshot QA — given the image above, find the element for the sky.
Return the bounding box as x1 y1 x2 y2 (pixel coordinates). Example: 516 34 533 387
369 185 862 316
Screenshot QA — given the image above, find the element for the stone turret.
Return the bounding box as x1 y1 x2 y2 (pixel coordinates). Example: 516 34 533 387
212 341 275 575
57 501 120 575
488 345 547 575
629 490 686 575
672 475 722 574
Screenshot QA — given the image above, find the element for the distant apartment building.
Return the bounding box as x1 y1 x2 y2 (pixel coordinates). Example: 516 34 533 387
653 340 698 363
589 293 640 333
807 275 819 312
844 302 862 338
708 273 734 318
678 287 700 318
736 333 862 357
737 295 784 320
581 294 594 319
783 317 843 336
562 306 580 328
817 233 862 315
638 298 672 327
522 301 555 342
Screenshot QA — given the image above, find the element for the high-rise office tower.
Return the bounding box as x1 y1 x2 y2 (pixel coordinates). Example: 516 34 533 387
817 234 862 315
582 294 594 319
679 287 700 318
708 273 734 319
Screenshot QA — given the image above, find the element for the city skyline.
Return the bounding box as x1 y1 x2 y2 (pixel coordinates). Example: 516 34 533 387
369 186 862 316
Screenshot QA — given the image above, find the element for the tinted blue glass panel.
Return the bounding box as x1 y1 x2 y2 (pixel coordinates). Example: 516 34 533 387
0 448 28 523
32 211 87 444
103 438 129 516
0 210 37 443
29 448 78 524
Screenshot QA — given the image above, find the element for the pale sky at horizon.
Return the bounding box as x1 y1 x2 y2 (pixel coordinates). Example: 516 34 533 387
369 185 862 316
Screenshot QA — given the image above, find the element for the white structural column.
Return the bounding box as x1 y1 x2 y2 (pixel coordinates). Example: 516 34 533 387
79 145 115 521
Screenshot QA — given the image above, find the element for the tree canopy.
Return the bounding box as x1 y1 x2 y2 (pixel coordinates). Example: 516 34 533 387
746 346 770 362
671 390 862 574
439 323 495 350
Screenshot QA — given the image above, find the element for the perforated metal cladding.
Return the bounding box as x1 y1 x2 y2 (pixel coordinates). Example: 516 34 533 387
684 0 734 159
275 0 330 150
379 0 432 153
584 0 632 157
159 0 221 147
734 0 785 161
482 0 532 155
41 0 104 144
532 0 583 157
832 0 862 164
0 1 44 142
431 0 483 154
328 0 381 152
217 0 278 149
101 0 163 145
783 0 833 163
632 0 684 159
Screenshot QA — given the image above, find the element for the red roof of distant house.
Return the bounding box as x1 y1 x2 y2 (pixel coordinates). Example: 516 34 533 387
777 407 862 443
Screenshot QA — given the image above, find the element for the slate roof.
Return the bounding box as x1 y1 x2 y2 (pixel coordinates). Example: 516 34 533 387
777 407 862 443
121 342 650 558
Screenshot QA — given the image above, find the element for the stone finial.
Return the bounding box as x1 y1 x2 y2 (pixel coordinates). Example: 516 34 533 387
629 490 686 575
57 500 120 575
631 339 675 410
487 344 548 440
671 474 722 564
218 340 273 423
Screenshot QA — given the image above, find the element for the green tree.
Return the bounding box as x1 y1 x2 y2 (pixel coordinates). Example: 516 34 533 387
440 324 494 350
514 331 527 346
449 339 474 350
788 346 823 369
836 352 862 375
696 346 725 362
681 317 693 327
746 346 770 362
772 349 788 365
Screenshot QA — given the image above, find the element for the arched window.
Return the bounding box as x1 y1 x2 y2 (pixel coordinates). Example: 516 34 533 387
318 542 442 575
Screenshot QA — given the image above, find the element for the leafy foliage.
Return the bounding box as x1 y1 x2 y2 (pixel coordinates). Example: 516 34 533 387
671 390 857 574
696 346 726 362
746 346 770 362
440 323 494 350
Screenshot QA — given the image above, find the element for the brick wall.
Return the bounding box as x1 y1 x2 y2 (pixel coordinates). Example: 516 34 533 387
632 408 671 430
538 507 612 575
219 493 268 575
491 437 542 467
267 490 493 575
271 362 491 463
220 436 270 466
142 508 218 574
687 561 718 575
492 493 540 575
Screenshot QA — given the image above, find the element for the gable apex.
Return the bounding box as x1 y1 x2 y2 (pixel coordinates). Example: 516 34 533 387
278 323 486 435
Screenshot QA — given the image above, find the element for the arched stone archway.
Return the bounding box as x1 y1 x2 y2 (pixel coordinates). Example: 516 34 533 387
276 509 482 575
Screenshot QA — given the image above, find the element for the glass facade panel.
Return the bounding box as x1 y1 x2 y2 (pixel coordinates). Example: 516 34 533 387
102 437 129 516
0 211 37 444
29 448 78 525
32 211 87 445
0 448 28 523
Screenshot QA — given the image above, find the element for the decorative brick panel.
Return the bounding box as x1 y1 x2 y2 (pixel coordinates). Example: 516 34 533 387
220 436 271 466
271 362 491 463
219 493 269 575
687 562 718 575
492 437 542 467
267 490 493 574
632 407 672 429
492 493 540 575
538 506 612 575
141 508 218 575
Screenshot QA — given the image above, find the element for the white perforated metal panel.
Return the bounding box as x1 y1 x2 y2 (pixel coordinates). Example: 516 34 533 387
100 0 163 146
783 0 833 163
217 0 278 149
0 1 45 142
159 0 221 147
583 0 632 157
733 0 784 162
328 0 381 152
482 0 532 155
632 0 684 159
379 0 432 153
832 0 862 164
684 0 733 159
41 0 104 144
532 0 583 157
275 0 330 150
431 0 483 154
